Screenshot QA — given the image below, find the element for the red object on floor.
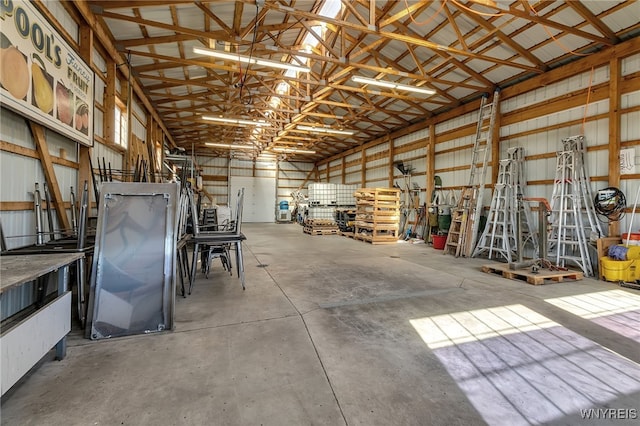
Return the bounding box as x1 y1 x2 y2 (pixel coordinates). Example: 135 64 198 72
432 234 447 250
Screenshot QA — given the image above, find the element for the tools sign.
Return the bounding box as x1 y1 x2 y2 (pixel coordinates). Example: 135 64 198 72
0 0 94 146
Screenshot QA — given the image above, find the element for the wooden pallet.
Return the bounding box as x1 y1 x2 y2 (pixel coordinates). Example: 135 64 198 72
481 263 584 285
305 219 336 227
340 231 356 239
304 226 339 236
354 233 398 245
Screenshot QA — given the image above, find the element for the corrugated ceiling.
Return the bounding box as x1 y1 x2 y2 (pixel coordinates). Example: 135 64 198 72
86 0 640 160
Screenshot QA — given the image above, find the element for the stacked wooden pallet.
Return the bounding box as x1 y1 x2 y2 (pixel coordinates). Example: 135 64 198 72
303 218 339 236
353 188 401 245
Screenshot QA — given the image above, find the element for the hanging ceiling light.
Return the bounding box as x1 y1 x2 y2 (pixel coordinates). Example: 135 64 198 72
205 142 255 150
297 125 355 136
351 76 435 95
202 116 270 127
272 147 316 154
193 47 311 73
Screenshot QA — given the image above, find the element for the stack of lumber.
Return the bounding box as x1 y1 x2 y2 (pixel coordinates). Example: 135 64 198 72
353 188 400 245
303 218 339 236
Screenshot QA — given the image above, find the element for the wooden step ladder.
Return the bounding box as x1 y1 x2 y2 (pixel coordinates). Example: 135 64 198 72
445 187 477 256
445 89 500 257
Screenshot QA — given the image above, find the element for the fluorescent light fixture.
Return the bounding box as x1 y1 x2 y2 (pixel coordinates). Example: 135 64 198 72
273 147 316 154
193 46 310 73
202 116 270 127
205 142 255 150
352 76 435 95
297 125 355 136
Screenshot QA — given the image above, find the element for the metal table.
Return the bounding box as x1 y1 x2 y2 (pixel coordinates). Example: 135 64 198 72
1 252 84 396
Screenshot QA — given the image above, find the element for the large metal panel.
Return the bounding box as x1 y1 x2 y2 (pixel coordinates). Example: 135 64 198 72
86 183 179 340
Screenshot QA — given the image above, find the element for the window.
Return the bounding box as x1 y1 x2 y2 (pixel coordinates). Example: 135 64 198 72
114 104 128 149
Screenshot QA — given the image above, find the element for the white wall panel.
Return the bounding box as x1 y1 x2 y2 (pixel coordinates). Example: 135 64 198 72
365 166 387 182
0 152 44 202
366 142 388 155
622 90 640 109
619 180 640 236
201 156 229 168
436 110 476 133
329 159 341 168
396 128 428 146
44 128 77 161
622 53 640 76
91 143 123 171
255 168 276 178
93 108 103 138
367 158 386 169
46 2 78 41
503 67 609 114
132 116 146 140
395 147 426 164
93 48 107 74
0 210 37 249
346 152 360 163
132 100 145 120
94 78 105 105
1 108 33 148
621 110 640 141
364 177 387 188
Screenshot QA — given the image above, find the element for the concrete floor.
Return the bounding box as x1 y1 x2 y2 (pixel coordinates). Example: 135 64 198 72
2 223 640 425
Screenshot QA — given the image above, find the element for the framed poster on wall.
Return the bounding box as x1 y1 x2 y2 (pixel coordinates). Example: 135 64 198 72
0 1 94 146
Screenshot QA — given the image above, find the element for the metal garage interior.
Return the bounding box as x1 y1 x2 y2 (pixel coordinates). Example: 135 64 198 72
1 1 640 424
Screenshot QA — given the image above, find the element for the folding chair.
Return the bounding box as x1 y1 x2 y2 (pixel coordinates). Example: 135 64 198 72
190 188 246 293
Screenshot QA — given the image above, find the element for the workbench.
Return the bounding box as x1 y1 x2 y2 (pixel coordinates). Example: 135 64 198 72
1 252 84 396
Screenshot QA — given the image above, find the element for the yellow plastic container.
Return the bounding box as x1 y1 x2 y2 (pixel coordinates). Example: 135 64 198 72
624 246 640 260
601 256 640 282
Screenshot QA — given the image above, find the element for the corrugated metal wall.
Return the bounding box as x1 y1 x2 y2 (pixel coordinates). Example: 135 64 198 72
199 156 229 206
0 109 77 249
277 161 314 202
195 156 314 208
314 52 640 236
620 54 640 234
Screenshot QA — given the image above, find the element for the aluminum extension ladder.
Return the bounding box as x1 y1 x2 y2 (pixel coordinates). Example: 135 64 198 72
445 89 500 257
472 147 538 262
547 135 604 276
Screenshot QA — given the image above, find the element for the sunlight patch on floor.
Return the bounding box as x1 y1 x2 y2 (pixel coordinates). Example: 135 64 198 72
411 304 640 425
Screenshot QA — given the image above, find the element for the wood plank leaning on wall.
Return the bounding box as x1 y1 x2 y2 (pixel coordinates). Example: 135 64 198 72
29 122 72 232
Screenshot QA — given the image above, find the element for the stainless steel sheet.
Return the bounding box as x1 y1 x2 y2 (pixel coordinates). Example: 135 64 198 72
86 183 179 339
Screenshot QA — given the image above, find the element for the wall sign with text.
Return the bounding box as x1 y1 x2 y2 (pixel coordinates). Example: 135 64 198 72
0 0 94 146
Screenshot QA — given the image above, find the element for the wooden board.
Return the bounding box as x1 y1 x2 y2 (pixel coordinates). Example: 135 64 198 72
304 226 339 236
1 253 85 293
481 263 584 285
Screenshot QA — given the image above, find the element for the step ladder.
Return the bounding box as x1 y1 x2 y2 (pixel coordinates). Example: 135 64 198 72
547 135 604 276
472 147 538 262
444 187 477 256
445 89 500 257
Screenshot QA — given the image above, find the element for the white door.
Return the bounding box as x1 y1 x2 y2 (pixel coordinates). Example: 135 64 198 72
229 176 276 222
